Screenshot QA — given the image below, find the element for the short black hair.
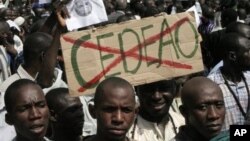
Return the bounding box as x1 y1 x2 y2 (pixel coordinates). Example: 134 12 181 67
181 76 222 108
46 88 69 111
94 77 134 107
220 33 246 58
226 22 250 37
4 79 39 113
23 32 52 65
221 8 238 25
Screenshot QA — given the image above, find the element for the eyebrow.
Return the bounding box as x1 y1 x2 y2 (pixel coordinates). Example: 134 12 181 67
16 100 46 107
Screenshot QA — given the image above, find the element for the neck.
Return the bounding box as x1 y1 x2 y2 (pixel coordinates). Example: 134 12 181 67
54 134 82 141
139 110 169 123
22 63 39 78
53 128 82 141
182 125 210 141
90 134 128 141
16 135 44 141
221 64 243 83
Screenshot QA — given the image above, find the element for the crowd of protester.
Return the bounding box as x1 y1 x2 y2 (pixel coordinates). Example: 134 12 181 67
0 0 250 141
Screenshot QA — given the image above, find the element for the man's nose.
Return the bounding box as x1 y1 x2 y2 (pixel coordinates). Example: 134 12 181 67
29 106 42 120
207 106 219 120
152 91 163 100
112 110 124 125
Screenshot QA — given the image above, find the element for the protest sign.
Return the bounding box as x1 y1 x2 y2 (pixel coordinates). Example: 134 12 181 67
61 12 204 96
65 0 108 31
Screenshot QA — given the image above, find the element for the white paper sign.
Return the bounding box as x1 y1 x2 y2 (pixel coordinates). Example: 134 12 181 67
66 0 108 31
39 0 51 4
186 6 200 27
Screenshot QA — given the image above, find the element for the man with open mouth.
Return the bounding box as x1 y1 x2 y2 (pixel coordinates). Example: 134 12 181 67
4 79 50 141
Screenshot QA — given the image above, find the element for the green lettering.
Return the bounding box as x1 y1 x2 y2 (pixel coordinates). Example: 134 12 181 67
97 32 121 78
141 24 159 67
159 18 179 67
118 28 142 74
174 20 199 58
71 34 99 89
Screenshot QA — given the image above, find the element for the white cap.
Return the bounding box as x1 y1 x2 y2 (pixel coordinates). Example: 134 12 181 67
14 16 25 27
6 20 21 32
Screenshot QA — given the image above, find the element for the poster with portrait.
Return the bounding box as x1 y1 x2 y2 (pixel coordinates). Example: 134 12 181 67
65 0 108 31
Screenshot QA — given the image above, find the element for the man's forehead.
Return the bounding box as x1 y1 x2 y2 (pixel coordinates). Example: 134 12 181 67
14 93 45 106
101 98 135 106
56 95 80 107
64 96 81 105
103 86 134 99
100 88 135 103
191 87 223 102
14 85 44 102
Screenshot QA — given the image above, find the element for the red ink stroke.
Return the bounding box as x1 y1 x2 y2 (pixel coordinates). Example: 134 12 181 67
63 17 194 92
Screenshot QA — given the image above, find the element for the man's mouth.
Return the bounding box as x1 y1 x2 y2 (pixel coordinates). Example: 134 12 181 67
206 124 222 131
108 128 126 136
152 103 166 110
29 124 45 134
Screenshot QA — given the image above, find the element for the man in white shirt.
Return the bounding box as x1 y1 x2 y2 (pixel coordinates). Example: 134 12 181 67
4 79 50 141
0 32 67 139
128 79 185 141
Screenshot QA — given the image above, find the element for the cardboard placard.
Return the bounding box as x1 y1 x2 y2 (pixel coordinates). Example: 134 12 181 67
61 12 204 96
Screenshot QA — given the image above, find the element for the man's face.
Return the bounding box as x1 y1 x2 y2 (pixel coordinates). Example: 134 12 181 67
56 95 84 136
95 86 136 140
187 85 225 140
211 0 220 10
9 84 49 140
235 38 250 71
0 24 13 45
4 9 19 21
137 80 175 121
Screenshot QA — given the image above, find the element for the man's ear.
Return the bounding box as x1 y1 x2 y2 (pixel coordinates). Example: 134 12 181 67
5 113 13 125
89 104 97 119
229 51 237 61
49 110 57 122
179 105 188 118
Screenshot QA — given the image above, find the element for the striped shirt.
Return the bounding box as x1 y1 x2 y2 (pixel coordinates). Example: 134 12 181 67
208 69 250 131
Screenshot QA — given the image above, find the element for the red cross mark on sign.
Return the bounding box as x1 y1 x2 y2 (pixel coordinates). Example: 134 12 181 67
62 17 196 93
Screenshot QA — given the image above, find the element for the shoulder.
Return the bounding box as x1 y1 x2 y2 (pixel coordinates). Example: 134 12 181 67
42 68 67 94
82 135 94 141
210 131 230 141
0 73 19 92
169 110 185 126
207 69 224 84
172 126 192 141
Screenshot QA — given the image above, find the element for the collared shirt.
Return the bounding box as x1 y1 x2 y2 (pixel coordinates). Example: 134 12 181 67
210 131 230 141
79 95 97 137
170 126 202 141
0 126 16 141
127 110 185 141
83 136 136 141
0 45 11 84
12 137 50 141
208 69 250 131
